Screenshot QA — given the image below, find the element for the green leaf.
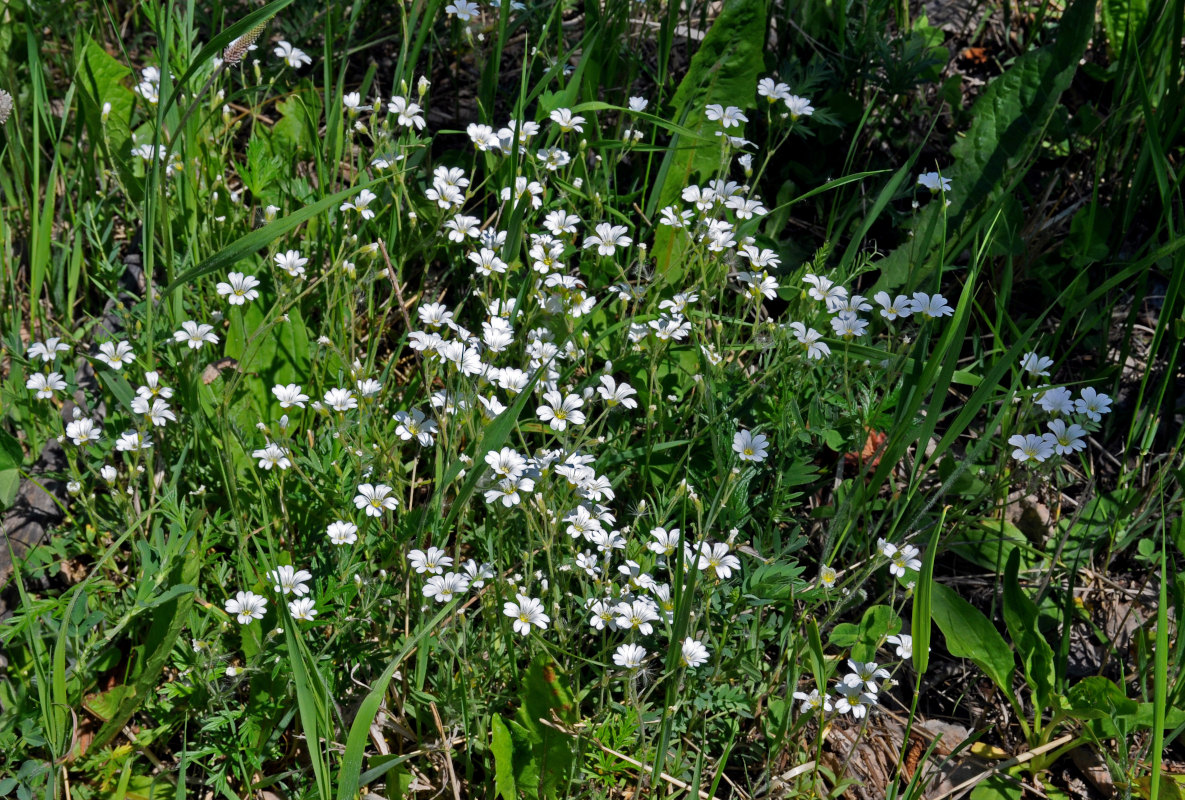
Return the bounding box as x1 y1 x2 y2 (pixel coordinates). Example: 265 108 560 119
930 582 1016 702
514 656 578 798
0 428 23 508
748 562 808 602
272 90 324 156
911 518 944 676
334 604 455 800
1102 0 1149 56
874 0 1096 288
1002 550 1056 709
970 774 1024 800
91 533 201 750
74 34 135 191
650 0 766 282
163 175 390 295
223 304 312 420
491 715 518 800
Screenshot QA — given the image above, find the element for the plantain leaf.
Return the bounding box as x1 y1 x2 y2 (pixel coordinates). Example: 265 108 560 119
930 581 1016 704
875 0 1096 289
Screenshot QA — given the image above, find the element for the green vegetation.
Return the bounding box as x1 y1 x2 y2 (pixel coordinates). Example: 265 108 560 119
1 0 1182 797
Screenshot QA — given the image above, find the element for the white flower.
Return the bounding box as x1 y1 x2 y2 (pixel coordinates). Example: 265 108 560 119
785 95 814 119
504 594 550 636
273 41 312 68
549 108 586 132
1044 419 1087 455
831 312 868 340
886 634 913 660
844 659 891 693
132 396 178 427
484 476 535 507
26 337 70 363
467 123 502 151
758 77 792 103
462 559 494 587
544 210 581 235
873 291 913 321
95 341 135 368
469 247 508 277
582 223 632 256
696 542 740 580
834 683 877 718
733 430 768 463
115 430 152 452
288 597 317 621
65 418 101 446
613 643 647 670
1008 433 1055 464
408 547 453 575
268 565 313 596
597 375 638 409
680 638 710 668
648 527 681 556
274 249 308 278
225 591 267 624
423 572 469 603
1075 387 1112 421
388 96 426 130
216 272 261 305
889 545 921 577
908 292 954 319
1037 387 1075 416
614 599 660 634
1019 352 1054 378
394 409 438 446
26 372 66 399
272 383 310 408
323 387 358 412
252 442 291 470
917 171 951 192
137 371 174 400
704 104 747 128
445 0 480 20
803 273 845 304
340 188 379 219
173 321 219 350
628 96 648 112
537 390 586 431
793 688 833 713
326 520 359 545
787 321 830 360
354 483 398 517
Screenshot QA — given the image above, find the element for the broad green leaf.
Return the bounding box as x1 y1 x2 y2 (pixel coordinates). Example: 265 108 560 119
951 518 1037 572
970 774 1023 800
223 304 312 420
650 0 766 282
0 428 23 508
1002 550 1056 709
514 655 578 798
74 34 136 191
491 715 518 800
930 582 1015 702
874 0 1096 288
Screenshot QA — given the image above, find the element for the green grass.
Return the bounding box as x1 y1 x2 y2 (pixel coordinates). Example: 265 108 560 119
1 0 1183 798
